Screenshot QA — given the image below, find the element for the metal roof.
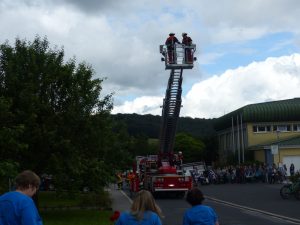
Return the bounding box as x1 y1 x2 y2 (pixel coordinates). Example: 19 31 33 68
215 98 300 131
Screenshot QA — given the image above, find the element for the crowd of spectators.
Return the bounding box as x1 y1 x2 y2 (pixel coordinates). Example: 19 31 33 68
190 163 299 186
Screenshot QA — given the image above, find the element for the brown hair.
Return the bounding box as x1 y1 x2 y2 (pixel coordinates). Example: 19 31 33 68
186 187 205 206
15 170 40 190
131 190 163 221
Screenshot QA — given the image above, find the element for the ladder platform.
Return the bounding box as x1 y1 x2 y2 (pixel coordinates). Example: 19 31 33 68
160 44 196 70
165 63 194 70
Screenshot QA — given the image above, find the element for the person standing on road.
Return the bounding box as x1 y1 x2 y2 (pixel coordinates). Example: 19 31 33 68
0 170 43 225
290 163 295 176
183 187 219 225
115 190 163 225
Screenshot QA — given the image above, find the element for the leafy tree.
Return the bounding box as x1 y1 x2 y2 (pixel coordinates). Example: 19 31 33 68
202 136 219 164
0 36 117 192
0 161 19 194
0 97 27 161
174 132 205 163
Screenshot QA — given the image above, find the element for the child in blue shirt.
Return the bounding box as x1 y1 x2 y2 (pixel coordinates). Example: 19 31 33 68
183 187 219 225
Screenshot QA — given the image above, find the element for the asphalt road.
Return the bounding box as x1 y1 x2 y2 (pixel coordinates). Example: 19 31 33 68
154 182 300 225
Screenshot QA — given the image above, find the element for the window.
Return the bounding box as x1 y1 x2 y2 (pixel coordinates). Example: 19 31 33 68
253 125 271 133
273 125 291 132
293 124 300 132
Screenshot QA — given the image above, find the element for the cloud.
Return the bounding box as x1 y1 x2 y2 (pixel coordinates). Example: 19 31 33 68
114 54 300 118
112 96 162 115
183 53 300 118
1 0 300 115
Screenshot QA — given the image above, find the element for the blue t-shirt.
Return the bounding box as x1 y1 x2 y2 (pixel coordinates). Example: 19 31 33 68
0 191 43 225
115 211 162 225
183 204 218 225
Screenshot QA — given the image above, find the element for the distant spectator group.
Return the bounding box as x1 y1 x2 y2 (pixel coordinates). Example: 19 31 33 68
190 163 299 186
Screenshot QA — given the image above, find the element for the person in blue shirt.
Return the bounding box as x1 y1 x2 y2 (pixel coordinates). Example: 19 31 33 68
115 190 163 225
183 187 219 225
0 170 43 225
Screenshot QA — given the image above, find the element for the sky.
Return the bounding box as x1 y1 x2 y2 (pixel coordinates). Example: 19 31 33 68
1 0 300 119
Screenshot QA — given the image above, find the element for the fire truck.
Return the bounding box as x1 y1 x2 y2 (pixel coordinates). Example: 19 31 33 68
130 40 197 197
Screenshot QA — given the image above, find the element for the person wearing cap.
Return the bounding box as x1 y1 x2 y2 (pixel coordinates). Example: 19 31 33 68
182 33 193 64
165 33 180 64
183 187 219 225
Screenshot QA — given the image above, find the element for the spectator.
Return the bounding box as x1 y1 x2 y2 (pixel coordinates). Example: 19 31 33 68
116 172 123 190
0 170 43 225
183 187 219 225
283 164 288 178
290 163 295 176
278 163 287 182
115 190 163 225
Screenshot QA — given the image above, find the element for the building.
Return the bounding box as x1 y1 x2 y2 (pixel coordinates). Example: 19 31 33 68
214 98 300 174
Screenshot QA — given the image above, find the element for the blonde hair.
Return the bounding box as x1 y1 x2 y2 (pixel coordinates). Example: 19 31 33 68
130 190 163 221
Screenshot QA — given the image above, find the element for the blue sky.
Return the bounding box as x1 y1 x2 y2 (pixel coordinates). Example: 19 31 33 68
202 32 297 75
1 0 300 118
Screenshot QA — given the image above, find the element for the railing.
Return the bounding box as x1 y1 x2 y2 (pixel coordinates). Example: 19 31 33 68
160 43 196 69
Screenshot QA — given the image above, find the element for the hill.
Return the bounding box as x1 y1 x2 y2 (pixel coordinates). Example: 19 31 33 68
112 113 216 139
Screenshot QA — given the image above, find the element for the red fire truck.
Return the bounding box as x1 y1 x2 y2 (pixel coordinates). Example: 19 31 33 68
130 41 197 197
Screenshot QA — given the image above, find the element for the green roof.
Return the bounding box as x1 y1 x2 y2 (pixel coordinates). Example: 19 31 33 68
248 135 300 150
215 98 300 131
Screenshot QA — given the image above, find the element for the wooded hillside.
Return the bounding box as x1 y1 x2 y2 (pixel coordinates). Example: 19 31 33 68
112 113 216 139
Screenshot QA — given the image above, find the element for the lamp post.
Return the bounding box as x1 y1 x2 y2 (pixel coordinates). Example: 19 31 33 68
276 130 281 164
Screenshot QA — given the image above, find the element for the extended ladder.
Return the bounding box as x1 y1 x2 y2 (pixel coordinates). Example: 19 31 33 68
159 68 183 157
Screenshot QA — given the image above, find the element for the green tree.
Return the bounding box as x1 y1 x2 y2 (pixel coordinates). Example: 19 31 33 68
0 97 27 161
174 132 205 163
0 161 19 194
0 36 117 192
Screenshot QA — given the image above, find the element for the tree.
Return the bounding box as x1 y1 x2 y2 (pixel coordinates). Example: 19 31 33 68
0 161 19 194
0 36 117 192
0 97 27 161
174 132 205 163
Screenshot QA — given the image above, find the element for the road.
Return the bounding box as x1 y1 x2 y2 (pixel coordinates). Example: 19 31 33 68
154 183 300 225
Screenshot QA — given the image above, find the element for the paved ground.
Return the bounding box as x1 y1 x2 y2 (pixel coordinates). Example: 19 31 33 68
108 185 132 213
200 182 300 219
108 182 300 225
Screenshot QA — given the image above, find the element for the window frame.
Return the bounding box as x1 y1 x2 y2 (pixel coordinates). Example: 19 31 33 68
293 124 300 132
253 125 271 133
273 124 291 132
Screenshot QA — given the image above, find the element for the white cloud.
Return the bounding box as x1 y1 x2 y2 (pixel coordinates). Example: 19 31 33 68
112 96 162 115
114 54 300 118
182 53 300 118
2 0 300 115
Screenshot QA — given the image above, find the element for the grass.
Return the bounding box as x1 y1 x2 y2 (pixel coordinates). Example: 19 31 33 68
39 191 113 225
41 210 112 225
39 191 81 207
38 191 111 208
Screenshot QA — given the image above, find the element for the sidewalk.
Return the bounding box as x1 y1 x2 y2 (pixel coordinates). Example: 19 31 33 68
108 185 132 213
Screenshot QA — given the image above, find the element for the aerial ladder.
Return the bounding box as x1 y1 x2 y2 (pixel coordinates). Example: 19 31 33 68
131 41 196 197
158 42 197 166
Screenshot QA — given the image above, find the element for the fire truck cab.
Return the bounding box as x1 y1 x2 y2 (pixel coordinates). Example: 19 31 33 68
133 155 192 197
